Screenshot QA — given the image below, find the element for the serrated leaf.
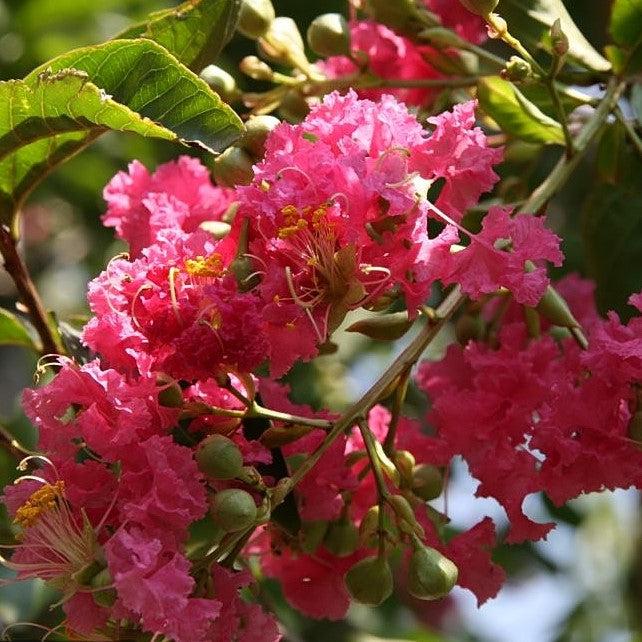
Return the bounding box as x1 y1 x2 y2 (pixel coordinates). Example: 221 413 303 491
117 0 242 71
477 76 565 145
0 39 243 223
0 308 37 350
608 0 642 74
500 0 611 72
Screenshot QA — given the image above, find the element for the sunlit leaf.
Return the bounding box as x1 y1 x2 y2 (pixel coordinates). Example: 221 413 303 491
477 76 565 145
608 0 642 74
117 0 242 71
0 308 37 351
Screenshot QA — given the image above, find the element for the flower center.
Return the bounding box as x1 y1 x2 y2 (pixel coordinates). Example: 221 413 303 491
14 481 65 528
184 253 224 279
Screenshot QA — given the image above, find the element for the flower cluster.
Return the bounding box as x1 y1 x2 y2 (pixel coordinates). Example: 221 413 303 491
4 87 642 641
319 2 486 108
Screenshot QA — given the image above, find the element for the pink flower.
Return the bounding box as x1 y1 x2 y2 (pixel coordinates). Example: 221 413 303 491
424 0 488 45
438 206 563 306
103 156 236 256
238 92 500 375
208 565 281 642
84 228 268 380
63 593 109 637
320 21 441 107
106 525 219 642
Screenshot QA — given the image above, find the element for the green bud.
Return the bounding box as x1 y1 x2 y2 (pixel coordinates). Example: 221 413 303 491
307 13 351 57
199 220 232 239
393 450 416 488
418 27 466 48
213 147 254 187
359 505 380 545
286 453 307 473
501 56 532 82
210 488 257 532
199 65 237 98
411 464 444 501
457 0 499 17
278 90 310 123
345 555 393 606
536 285 580 329
300 520 329 554
259 17 306 67
239 55 274 81
364 0 422 34
90 568 117 608
550 19 569 57
324 517 360 557
346 311 413 341
156 374 183 408
196 435 244 480
408 542 458 600
455 313 485 345
241 115 280 159
238 0 275 39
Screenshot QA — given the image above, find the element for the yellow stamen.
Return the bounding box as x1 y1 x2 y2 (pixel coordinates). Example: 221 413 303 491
15 481 65 528
184 253 224 279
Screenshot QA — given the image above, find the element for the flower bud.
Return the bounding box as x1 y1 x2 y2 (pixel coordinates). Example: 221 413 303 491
389 495 423 537
239 55 274 81
199 65 237 99
240 115 280 159
359 505 380 545
550 19 569 57
457 0 499 17
237 0 275 39
300 520 329 554
407 542 458 600
419 27 466 48
259 17 307 67
501 56 532 82
90 568 117 607
324 517 360 557
345 555 393 606
346 311 413 341
260 424 314 448
536 284 580 329
364 0 422 34
412 464 444 501
278 90 310 123
199 220 232 239
196 434 244 480
307 13 351 57
156 374 183 408
210 489 257 532
393 450 416 488
213 147 254 187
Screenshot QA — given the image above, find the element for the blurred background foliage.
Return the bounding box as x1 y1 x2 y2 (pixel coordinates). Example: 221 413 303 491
1 1 642 641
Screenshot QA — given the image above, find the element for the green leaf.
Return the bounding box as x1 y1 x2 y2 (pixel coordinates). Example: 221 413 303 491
500 0 611 72
117 0 242 71
608 0 642 74
582 141 642 319
477 76 565 145
0 308 37 350
0 39 243 223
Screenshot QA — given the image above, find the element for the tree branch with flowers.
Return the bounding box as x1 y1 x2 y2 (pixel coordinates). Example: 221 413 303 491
0 0 641 640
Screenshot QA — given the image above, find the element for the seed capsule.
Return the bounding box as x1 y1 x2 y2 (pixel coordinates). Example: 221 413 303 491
344 555 393 606
196 435 244 480
241 115 280 159
213 147 254 187
407 543 458 600
210 489 257 532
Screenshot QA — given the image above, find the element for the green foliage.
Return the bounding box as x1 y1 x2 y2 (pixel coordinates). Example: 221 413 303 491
117 0 242 70
477 75 565 145
0 308 36 350
582 140 642 318
499 0 611 72
607 0 642 74
0 38 243 223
